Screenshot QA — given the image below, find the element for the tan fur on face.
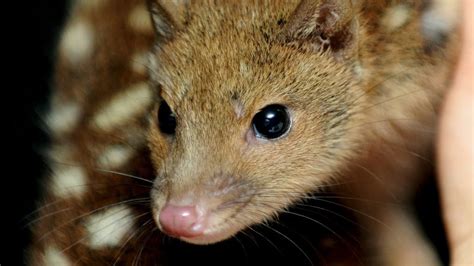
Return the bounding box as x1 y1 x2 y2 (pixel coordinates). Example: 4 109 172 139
148 0 366 242
147 0 459 248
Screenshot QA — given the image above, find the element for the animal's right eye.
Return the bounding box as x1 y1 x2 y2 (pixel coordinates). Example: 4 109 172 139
158 101 176 135
252 104 291 140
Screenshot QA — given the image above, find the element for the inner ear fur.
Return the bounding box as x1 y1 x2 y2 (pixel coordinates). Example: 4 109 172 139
147 0 189 42
278 0 359 61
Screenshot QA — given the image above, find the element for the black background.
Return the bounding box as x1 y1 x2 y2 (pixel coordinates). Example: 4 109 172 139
11 1 69 265
10 1 449 265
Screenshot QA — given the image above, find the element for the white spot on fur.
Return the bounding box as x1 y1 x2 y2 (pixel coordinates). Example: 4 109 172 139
51 165 87 198
43 246 72 266
131 52 149 75
382 4 411 30
129 4 153 32
422 0 459 43
97 145 134 169
92 82 152 131
84 205 135 248
47 102 81 135
60 21 94 64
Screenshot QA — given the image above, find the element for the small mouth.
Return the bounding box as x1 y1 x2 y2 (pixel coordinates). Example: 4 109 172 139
179 223 243 245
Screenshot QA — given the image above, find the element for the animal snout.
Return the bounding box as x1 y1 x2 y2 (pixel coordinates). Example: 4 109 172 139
159 204 206 238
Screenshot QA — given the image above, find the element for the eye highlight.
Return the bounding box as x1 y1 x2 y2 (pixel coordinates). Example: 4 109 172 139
252 104 291 140
158 101 176 135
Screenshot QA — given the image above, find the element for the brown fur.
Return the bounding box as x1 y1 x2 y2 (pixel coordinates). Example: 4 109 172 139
30 0 460 265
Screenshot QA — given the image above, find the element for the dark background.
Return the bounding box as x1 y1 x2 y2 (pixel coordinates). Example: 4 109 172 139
11 1 69 265
11 1 448 265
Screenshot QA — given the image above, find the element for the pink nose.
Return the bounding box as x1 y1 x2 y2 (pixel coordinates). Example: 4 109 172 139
159 205 205 238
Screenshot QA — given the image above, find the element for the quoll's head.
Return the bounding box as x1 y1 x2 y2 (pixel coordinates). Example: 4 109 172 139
146 0 366 244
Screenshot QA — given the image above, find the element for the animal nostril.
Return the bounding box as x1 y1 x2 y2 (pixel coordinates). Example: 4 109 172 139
159 204 205 238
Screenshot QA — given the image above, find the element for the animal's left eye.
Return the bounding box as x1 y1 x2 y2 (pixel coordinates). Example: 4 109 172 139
157 100 176 135
252 104 291 139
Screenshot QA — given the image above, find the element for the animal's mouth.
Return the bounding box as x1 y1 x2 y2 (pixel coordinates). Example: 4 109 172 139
179 221 244 244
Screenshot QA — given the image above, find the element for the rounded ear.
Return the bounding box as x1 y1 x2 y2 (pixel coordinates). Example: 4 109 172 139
147 0 189 42
278 0 359 62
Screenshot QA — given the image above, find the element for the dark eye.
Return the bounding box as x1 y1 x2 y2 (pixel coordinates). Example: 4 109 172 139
158 101 176 135
252 104 291 139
